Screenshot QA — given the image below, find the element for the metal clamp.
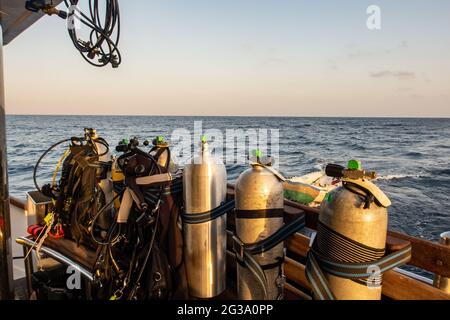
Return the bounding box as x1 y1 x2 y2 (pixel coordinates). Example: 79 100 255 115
232 235 245 263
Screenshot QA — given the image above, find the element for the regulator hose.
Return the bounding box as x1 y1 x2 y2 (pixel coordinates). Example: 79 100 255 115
89 192 123 246
33 138 72 193
63 0 121 68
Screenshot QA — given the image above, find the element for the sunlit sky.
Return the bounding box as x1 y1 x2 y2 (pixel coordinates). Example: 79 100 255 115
4 0 450 116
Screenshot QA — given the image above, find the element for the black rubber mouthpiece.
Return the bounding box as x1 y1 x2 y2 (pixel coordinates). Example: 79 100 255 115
325 164 345 178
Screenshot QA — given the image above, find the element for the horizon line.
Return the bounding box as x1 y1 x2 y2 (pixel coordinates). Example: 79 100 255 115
5 113 450 119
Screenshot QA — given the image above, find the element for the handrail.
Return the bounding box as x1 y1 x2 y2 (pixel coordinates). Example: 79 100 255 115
10 196 26 210
16 236 94 282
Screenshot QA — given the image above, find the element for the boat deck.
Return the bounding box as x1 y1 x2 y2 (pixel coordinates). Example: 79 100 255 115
7 185 450 300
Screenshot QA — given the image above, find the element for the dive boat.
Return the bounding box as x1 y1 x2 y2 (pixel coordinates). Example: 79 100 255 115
1 1 450 301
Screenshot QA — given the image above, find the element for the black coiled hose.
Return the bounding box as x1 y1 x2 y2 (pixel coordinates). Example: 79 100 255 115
63 0 121 68
33 138 72 192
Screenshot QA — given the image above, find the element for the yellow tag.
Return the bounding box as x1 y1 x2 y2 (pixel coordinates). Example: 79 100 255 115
44 213 53 226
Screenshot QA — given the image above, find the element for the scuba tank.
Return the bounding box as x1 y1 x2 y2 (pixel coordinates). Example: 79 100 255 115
148 136 178 174
235 151 285 300
182 136 227 298
312 160 391 300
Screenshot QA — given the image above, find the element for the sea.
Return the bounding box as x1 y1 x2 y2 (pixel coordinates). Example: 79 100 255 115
5 115 450 246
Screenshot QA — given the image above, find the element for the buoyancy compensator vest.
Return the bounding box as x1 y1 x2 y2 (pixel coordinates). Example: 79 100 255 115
94 137 186 300
35 128 113 249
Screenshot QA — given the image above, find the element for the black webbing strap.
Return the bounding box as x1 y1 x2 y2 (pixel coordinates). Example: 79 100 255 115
181 200 235 224
244 214 306 255
233 214 306 300
305 221 412 300
235 208 284 219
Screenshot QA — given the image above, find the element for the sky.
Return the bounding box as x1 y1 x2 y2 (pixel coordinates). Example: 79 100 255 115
3 0 450 117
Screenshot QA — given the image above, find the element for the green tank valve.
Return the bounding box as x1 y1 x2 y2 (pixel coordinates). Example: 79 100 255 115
156 136 164 143
201 135 207 143
122 139 129 144
348 159 362 170
254 149 262 158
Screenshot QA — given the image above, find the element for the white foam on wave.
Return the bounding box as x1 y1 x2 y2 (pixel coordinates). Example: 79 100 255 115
375 174 424 181
313 163 325 171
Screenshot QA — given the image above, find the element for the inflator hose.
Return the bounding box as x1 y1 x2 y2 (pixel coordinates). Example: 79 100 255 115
33 138 72 192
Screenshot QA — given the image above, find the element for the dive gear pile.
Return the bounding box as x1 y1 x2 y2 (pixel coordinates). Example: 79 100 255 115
33 128 112 248
97 136 186 300
30 130 185 300
29 133 412 300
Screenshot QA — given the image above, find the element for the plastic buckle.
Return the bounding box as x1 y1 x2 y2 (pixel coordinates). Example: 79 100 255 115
232 235 245 263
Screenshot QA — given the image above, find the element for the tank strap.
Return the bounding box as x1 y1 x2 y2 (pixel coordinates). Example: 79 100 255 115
232 214 306 300
145 178 183 196
235 208 284 219
305 223 412 300
181 200 235 224
244 214 305 255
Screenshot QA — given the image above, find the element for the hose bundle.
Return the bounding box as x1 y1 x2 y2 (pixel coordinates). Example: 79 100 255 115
63 0 121 68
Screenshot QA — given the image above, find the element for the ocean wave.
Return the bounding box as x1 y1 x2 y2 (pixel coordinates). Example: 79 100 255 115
402 151 425 159
375 174 425 181
431 168 450 176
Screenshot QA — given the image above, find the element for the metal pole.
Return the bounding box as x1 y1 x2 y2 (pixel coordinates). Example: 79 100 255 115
433 231 450 293
0 24 15 300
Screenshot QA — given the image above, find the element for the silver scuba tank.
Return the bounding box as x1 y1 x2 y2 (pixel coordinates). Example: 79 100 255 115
317 160 391 300
235 152 285 300
183 137 227 298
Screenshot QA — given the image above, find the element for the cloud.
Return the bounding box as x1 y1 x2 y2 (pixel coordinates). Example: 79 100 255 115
260 58 288 66
348 50 372 59
369 70 415 80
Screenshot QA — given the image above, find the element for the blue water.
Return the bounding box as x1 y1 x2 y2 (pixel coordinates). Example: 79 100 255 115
5 115 450 244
